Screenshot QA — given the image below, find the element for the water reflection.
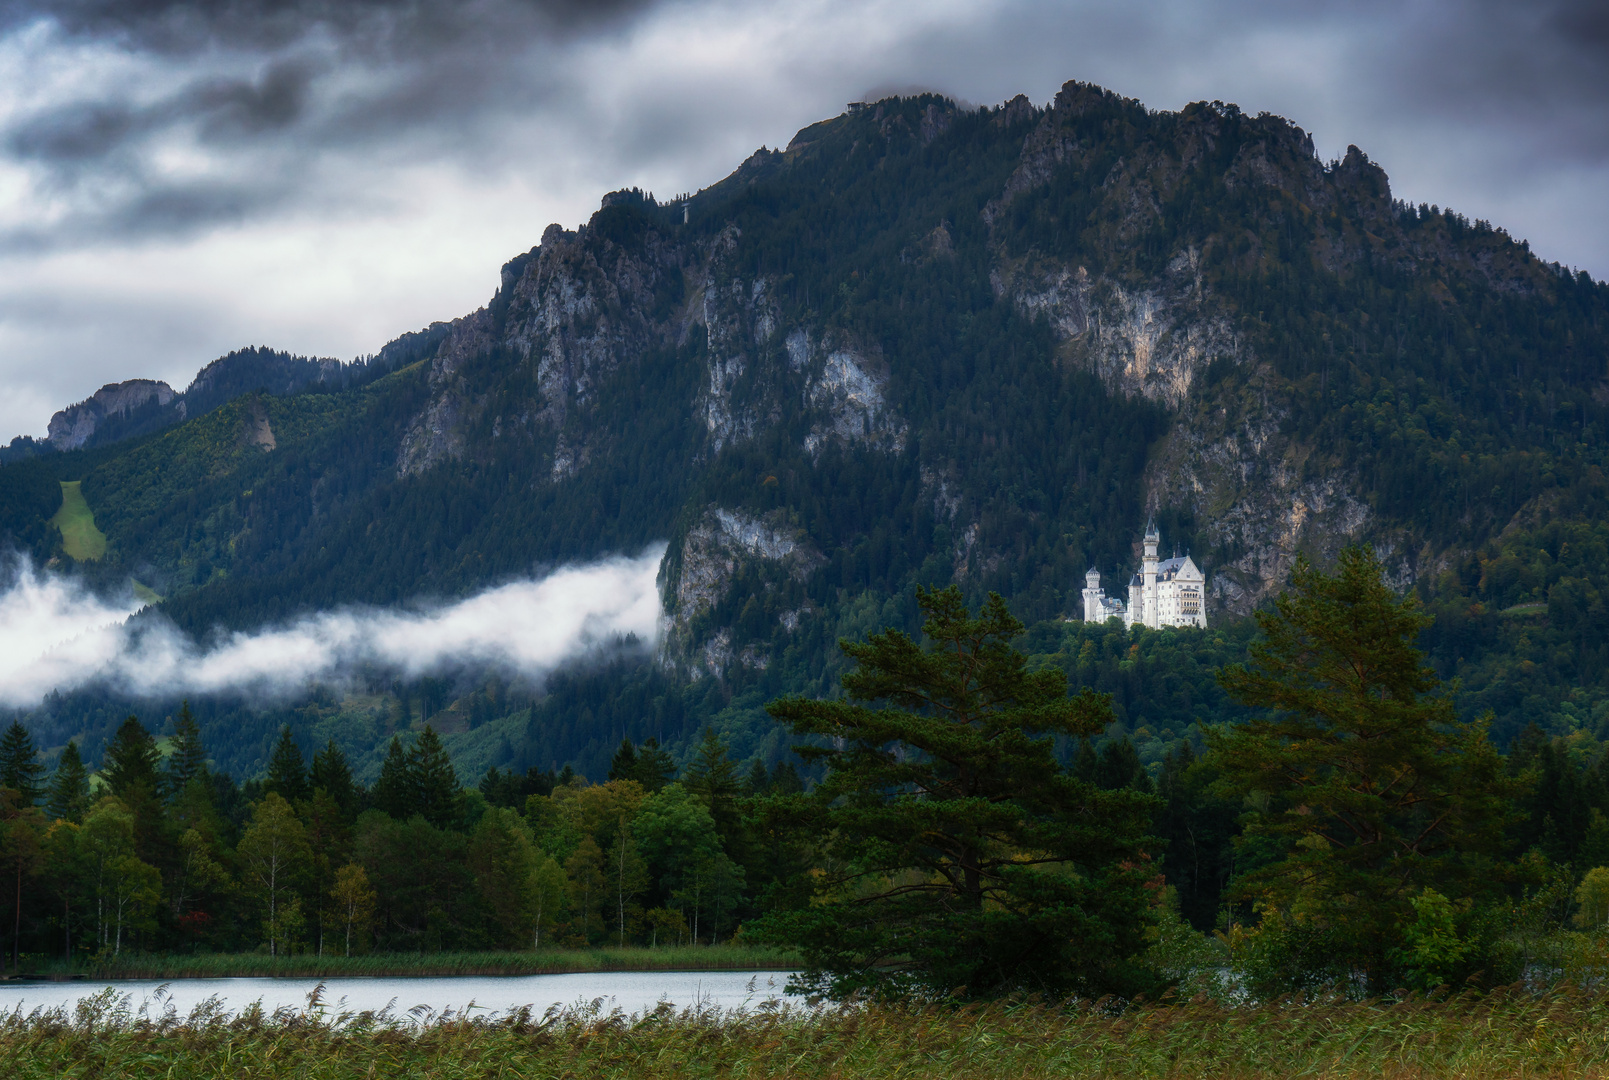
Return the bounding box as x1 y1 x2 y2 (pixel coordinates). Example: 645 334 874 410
0 969 801 1020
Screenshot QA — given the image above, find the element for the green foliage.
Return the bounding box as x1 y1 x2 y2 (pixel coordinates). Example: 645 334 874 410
44 741 89 823
48 481 105 561
757 585 1157 999
0 721 44 804
265 726 310 803
1208 546 1520 991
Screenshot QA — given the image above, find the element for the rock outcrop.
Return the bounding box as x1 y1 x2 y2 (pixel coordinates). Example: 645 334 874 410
47 379 176 450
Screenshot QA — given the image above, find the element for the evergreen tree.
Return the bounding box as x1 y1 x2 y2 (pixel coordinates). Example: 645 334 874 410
756 585 1157 1000
45 741 91 823
371 737 412 820
165 701 209 796
607 739 638 783
0 721 44 805
409 726 463 829
607 737 675 792
101 716 161 799
684 728 744 858
265 726 310 803
100 716 166 861
1207 546 1520 992
745 758 770 795
311 739 358 818
635 738 675 792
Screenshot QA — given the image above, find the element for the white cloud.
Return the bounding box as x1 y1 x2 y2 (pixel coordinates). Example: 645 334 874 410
0 546 665 706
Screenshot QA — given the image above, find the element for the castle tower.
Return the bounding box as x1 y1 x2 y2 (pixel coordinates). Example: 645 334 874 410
1141 517 1159 628
1082 568 1102 623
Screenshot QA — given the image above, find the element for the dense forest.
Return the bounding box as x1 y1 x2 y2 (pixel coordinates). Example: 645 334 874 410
3 562 1609 1002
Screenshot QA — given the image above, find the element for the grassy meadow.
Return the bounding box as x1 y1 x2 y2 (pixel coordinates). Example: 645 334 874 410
2 987 1607 1079
83 944 799 980
49 480 105 561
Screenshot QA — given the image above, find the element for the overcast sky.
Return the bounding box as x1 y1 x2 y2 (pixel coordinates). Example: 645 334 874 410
0 0 1603 440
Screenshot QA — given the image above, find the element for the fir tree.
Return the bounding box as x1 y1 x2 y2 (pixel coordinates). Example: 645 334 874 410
101 716 161 800
265 726 310 803
684 728 744 861
607 739 638 783
99 715 166 863
1208 546 1521 992
311 739 358 818
371 737 412 820
408 726 462 829
165 701 209 796
45 741 90 823
0 721 44 805
756 585 1158 1000
635 738 676 792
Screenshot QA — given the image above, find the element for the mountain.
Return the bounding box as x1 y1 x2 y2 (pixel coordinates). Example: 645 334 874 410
2 81 1606 782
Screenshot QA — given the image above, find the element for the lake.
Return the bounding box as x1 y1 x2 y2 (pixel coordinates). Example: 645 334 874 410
0 969 802 1021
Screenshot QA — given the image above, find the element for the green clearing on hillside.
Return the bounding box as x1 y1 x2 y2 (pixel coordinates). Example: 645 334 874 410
131 580 163 605
49 480 105 560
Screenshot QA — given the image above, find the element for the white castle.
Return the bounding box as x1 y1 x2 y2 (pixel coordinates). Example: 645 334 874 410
1081 519 1207 629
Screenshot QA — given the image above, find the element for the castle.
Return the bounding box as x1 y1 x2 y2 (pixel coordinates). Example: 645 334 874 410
1081 520 1207 629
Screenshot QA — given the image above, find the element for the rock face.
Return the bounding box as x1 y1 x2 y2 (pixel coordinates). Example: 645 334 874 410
664 506 823 677
47 380 176 450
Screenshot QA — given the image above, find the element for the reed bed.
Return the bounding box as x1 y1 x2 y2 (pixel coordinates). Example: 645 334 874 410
85 944 798 980
2 984 1607 1079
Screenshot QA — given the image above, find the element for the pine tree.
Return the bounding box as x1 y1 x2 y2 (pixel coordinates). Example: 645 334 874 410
101 717 161 801
1208 546 1520 992
99 715 167 870
635 738 675 792
607 739 638 783
265 726 310 803
0 721 44 805
745 759 770 795
409 726 462 829
45 741 90 823
371 737 413 820
311 739 358 818
684 728 743 855
756 585 1158 1000
165 701 208 796
607 737 674 792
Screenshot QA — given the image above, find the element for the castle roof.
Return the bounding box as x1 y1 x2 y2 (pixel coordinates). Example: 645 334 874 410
1156 555 1203 581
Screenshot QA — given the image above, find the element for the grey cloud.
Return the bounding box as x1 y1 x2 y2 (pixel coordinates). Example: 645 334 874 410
0 0 659 52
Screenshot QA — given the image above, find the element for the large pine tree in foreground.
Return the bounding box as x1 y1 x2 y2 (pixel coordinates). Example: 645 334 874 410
1208 546 1519 993
756 585 1157 1000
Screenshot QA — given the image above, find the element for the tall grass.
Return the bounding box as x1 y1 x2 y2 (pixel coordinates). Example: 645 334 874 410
2 985 1608 1078
89 944 798 980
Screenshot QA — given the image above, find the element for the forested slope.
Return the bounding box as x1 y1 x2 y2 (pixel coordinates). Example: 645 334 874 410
0 81 1605 782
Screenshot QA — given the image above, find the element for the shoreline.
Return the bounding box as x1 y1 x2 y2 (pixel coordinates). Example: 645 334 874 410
11 946 800 982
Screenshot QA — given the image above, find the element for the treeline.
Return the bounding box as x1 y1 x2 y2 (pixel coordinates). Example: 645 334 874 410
0 707 806 966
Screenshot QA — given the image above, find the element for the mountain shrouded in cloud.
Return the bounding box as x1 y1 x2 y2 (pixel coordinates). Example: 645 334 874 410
0 82 1604 785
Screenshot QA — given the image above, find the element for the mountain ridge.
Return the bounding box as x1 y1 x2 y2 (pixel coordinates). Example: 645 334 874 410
1 80 1605 782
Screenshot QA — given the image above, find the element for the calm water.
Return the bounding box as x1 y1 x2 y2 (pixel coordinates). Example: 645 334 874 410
0 969 801 1021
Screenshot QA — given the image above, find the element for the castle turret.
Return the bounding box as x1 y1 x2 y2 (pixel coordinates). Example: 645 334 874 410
1082 568 1102 622
1141 517 1159 628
